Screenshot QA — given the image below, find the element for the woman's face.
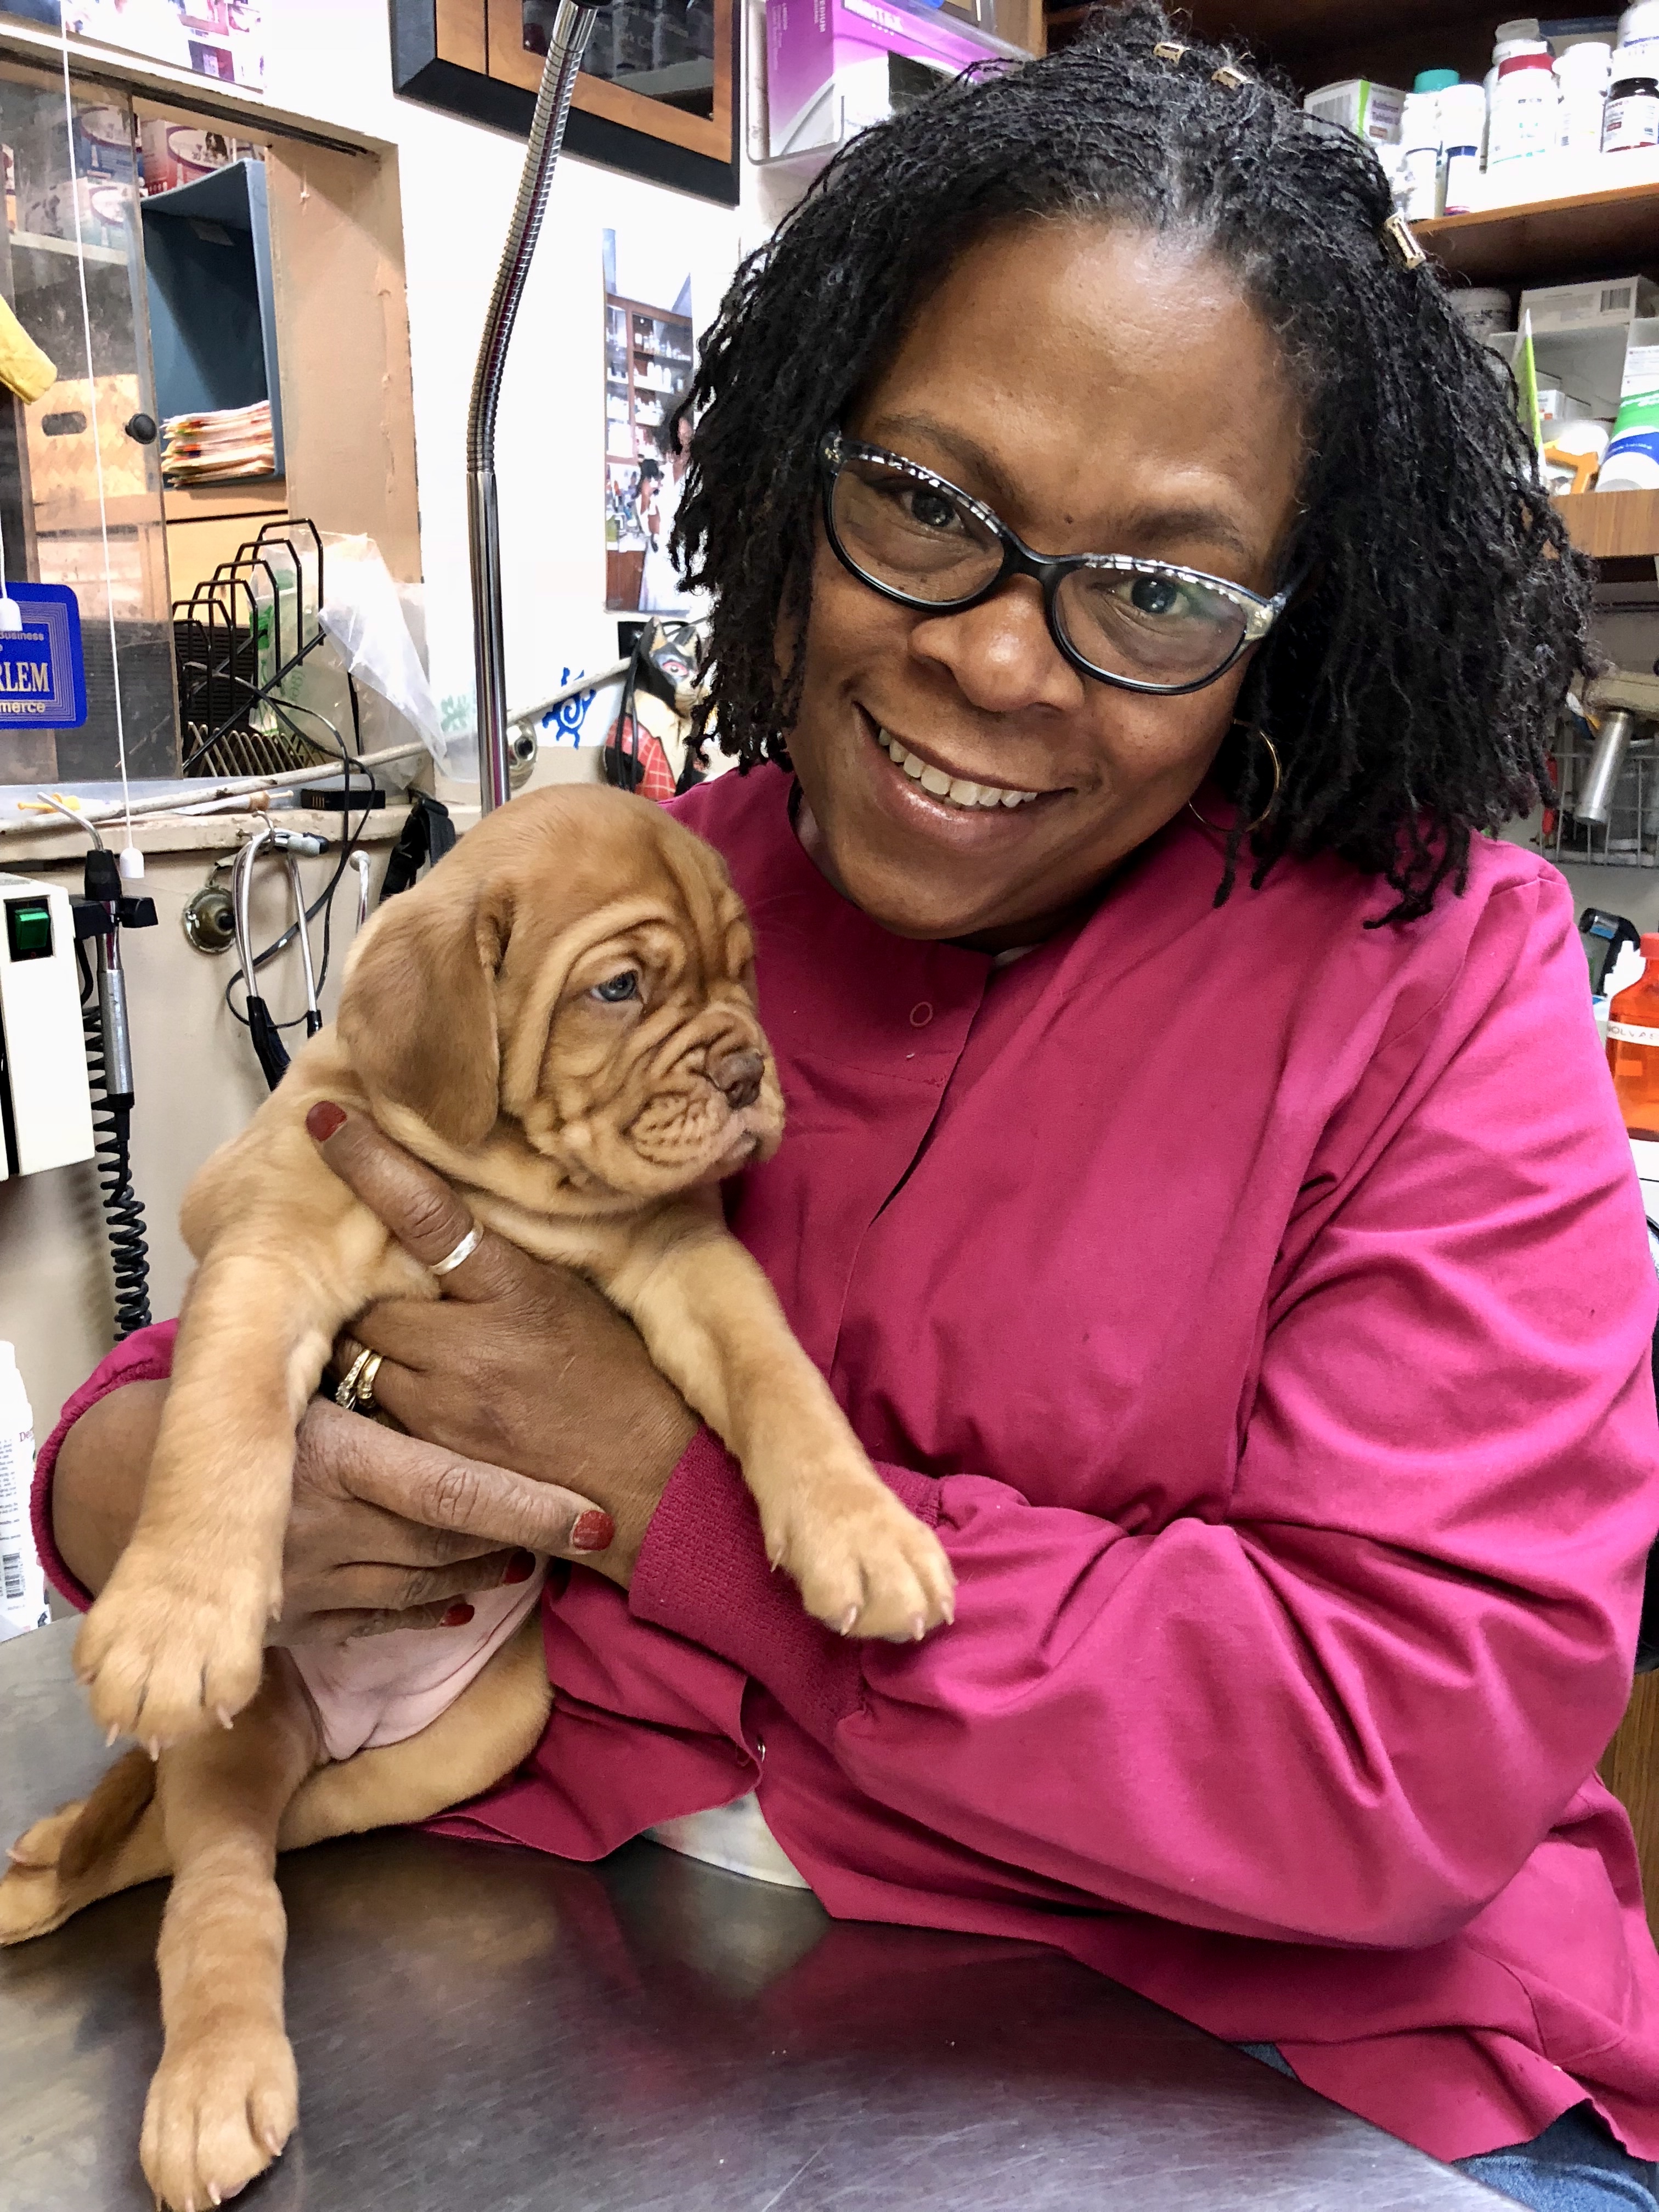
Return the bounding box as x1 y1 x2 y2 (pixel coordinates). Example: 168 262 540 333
785 219 1307 946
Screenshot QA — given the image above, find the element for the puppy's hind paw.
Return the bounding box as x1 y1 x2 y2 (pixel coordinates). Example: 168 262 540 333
5 1803 85 1875
0 1750 162 1944
0 1859 69 1946
2 1804 120 1944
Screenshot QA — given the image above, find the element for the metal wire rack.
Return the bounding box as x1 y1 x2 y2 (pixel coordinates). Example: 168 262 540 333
173 520 334 779
1538 736 1659 868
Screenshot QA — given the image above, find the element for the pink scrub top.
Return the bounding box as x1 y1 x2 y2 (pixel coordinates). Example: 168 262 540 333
36 762 1659 2165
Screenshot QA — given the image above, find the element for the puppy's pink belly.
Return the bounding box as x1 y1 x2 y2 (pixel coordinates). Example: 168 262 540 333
291 1572 546 1763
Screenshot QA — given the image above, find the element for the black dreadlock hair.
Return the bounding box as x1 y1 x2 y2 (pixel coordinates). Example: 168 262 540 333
674 1 1592 921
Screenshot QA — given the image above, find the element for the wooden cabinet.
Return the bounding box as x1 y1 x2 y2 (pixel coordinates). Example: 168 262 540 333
391 0 740 205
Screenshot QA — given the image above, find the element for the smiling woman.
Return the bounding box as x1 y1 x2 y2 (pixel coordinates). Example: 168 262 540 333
747 218 1313 944
31 7 1659 2210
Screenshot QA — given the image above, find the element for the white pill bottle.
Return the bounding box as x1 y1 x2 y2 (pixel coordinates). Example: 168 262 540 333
1440 81 1493 212
0 1341 48 1641
1487 41 1561 171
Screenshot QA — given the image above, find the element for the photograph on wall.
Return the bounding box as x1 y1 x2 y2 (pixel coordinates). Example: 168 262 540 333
603 227 695 614
42 1 266 91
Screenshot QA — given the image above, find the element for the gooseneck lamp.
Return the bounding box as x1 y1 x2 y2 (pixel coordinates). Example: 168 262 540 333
469 0 611 816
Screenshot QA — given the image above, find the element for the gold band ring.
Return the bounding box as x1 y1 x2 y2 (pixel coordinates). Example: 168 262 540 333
430 1223 482 1277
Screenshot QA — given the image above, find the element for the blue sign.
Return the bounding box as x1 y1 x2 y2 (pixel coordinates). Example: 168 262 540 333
0 583 86 731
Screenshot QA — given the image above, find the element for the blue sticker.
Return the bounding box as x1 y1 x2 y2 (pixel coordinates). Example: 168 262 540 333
0 583 86 730
539 667 596 748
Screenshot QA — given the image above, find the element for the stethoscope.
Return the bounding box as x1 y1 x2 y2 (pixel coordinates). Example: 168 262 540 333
230 821 331 1087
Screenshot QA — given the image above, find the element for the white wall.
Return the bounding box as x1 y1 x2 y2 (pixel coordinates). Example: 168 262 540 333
262 0 750 732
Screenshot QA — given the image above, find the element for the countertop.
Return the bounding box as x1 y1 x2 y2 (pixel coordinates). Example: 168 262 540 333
0 1621 1502 2209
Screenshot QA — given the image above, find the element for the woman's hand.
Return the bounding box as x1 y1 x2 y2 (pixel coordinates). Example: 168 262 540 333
52 1379 634 1644
309 1102 699 1593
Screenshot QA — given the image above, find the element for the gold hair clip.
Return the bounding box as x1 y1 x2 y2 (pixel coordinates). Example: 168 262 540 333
1212 63 1252 89
1152 40 1188 62
1380 210 1427 270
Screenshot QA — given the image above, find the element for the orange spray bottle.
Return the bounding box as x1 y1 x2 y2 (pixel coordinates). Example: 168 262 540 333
1607 934 1659 1140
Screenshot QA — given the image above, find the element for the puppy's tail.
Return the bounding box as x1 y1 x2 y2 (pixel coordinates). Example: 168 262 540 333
55 1746 157 1880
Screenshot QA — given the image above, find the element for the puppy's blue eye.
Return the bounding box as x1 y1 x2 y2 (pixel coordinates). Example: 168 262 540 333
591 972 639 1003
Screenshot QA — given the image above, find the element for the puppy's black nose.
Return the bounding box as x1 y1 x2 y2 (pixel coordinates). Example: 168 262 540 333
709 1046 764 1109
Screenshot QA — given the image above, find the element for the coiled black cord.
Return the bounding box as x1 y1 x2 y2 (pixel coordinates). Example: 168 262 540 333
82 997 151 1340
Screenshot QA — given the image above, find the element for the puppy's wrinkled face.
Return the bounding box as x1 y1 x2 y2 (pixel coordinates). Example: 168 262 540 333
498 869 783 1199
338 785 783 1203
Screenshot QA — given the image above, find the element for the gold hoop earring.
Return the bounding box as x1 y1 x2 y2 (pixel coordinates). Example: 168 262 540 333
1188 725 1281 836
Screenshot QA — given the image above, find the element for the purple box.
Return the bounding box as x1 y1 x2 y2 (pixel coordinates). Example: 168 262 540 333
766 0 1017 159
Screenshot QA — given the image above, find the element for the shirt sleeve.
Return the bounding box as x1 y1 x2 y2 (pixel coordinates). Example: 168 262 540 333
630 870 1659 1950
30 1318 178 1611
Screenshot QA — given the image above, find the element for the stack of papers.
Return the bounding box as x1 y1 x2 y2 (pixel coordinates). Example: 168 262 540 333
160 400 275 483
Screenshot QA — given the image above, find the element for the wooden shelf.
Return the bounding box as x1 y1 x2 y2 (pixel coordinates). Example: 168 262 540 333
1556 488 1659 564
1417 183 1659 287
162 478 286 523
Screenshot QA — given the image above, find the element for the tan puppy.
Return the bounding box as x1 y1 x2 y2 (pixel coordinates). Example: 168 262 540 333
0 785 952 2211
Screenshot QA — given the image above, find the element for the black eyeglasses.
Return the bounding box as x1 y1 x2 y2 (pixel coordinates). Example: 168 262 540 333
818 430 1294 697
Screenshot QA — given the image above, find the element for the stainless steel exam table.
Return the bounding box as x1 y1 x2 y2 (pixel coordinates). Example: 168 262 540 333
0 1620 1501 2210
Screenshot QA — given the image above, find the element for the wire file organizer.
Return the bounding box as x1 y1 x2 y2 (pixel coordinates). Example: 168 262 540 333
173 519 338 780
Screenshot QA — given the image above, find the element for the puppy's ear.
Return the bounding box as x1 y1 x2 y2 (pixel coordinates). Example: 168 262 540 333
337 882 505 1149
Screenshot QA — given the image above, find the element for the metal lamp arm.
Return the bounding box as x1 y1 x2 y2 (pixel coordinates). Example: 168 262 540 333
469 0 609 817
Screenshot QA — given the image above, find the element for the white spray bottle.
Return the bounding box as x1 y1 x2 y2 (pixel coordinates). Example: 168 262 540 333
0 1341 48 1640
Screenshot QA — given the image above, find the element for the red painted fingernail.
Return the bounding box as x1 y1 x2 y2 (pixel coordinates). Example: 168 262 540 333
306 1101 347 1142
571 1511 615 1554
503 1549 536 1583
441 1602 475 1627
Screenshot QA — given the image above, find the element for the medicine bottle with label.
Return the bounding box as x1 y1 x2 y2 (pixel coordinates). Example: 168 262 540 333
1397 89 1443 217
1608 934 1659 1137
1556 39 1613 152
0 1341 47 1641
1604 49 1659 147
1438 81 1491 212
1488 44 1561 168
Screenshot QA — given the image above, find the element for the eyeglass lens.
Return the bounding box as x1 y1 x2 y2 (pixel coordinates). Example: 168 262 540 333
830 451 1251 687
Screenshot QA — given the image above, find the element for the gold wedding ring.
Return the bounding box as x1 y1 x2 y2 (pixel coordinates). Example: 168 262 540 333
430 1223 482 1277
335 1346 376 1409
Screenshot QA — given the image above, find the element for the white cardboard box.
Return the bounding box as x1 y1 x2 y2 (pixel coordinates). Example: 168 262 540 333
1521 274 1659 331
1303 78 1406 144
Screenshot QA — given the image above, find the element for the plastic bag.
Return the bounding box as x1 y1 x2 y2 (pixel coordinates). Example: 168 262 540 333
316 534 473 782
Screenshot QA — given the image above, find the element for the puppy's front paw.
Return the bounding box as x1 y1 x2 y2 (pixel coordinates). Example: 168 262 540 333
75 1548 275 1747
763 1460 956 1643
141 2018 298 2212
